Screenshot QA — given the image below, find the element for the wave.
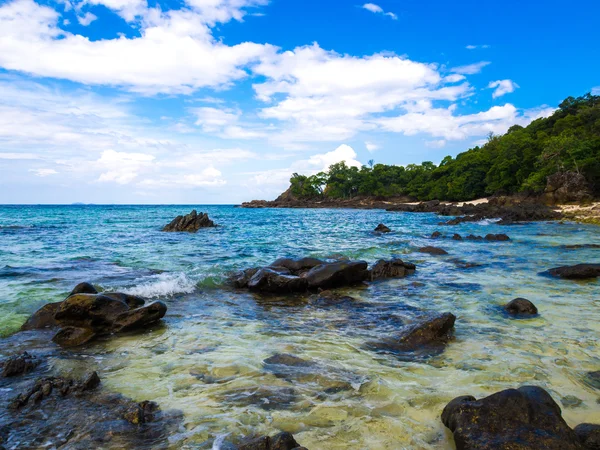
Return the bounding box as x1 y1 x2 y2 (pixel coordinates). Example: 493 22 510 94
123 273 197 298
475 218 501 225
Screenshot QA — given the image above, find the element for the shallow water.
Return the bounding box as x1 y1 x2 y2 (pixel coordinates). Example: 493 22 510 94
1 205 599 449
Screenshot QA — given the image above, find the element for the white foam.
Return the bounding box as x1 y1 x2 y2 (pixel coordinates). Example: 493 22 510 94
123 273 196 298
212 433 230 450
476 218 501 225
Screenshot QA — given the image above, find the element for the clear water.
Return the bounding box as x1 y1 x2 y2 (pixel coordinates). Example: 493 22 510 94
1 205 599 449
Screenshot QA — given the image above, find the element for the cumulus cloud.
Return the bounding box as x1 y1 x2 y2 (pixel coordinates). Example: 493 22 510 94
451 61 490 75
306 144 362 171
488 79 519 98
365 141 379 152
77 11 97 25
593 86 600 95
362 3 397 19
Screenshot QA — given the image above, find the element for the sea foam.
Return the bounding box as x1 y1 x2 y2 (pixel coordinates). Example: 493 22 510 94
123 273 196 298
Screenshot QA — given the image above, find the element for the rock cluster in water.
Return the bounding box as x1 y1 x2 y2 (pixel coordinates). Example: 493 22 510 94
430 231 510 241
545 263 600 280
231 257 416 293
21 282 167 346
441 385 596 450
162 209 216 232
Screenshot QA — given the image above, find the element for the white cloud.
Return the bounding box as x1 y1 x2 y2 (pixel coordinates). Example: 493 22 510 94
362 3 397 19
425 139 446 148
77 11 97 25
0 0 274 94
488 79 519 98
451 61 490 75
466 45 490 50
29 168 58 176
190 106 266 139
593 86 600 95
365 141 379 152
85 0 146 22
306 144 362 171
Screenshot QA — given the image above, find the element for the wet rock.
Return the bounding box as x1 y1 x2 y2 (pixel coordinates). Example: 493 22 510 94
431 231 442 239
310 291 357 307
112 301 167 332
367 313 456 358
374 223 391 233
20 301 62 331
441 386 582 449
52 326 97 347
562 395 584 408
162 209 216 232
584 371 600 390
575 423 600 449
465 234 483 241
248 268 308 293
230 267 260 288
237 432 303 450
304 260 369 289
123 400 159 424
70 282 98 295
545 264 600 280
81 371 101 391
504 298 538 316
264 354 312 367
1 352 40 377
452 233 463 241
103 292 146 308
55 294 130 328
369 258 416 280
221 386 297 411
418 246 448 255
269 257 324 273
485 233 510 241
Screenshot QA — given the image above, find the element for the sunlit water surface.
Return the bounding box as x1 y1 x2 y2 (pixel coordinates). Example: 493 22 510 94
1 205 599 449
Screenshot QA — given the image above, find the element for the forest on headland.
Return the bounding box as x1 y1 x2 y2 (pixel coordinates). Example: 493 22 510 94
288 94 600 202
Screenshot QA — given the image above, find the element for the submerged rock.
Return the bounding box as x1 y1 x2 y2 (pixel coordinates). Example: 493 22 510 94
431 231 442 239
452 233 463 241
545 264 600 280
220 385 297 411
465 234 483 241
418 246 448 255
374 223 391 233
162 209 216 232
22 283 167 347
0 352 40 377
484 233 510 241
504 298 538 316
369 258 416 280
441 386 582 449
367 313 456 359
237 432 305 450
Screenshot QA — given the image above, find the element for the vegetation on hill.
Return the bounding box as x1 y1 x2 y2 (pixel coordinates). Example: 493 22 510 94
289 94 600 202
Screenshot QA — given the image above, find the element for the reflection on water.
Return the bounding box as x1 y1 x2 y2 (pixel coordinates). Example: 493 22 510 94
0 205 599 448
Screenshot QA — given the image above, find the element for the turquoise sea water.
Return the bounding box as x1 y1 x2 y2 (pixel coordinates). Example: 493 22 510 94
1 205 600 449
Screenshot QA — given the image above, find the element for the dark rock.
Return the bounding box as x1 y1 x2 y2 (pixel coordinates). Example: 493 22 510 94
441 385 582 449
431 231 442 239
20 301 62 330
544 171 593 205
370 258 416 280
52 326 97 347
575 423 600 449
162 209 216 232
70 282 98 296
237 432 302 450
367 313 456 357
584 371 600 390
465 235 483 241
452 233 463 241
418 246 448 255
55 294 130 328
374 223 391 233
485 233 510 241
545 264 600 280
112 301 167 332
80 371 101 391
269 257 324 273
0 352 40 377
270 432 301 450
230 267 261 288
123 400 159 424
103 292 146 308
310 291 356 307
264 354 312 367
504 298 538 316
303 261 369 289
248 268 308 293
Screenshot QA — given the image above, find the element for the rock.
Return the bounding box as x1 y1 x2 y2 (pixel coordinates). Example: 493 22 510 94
418 246 448 255
465 235 483 241
221 386 297 411
310 291 356 307
55 294 130 328
367 313 456 357
370 258 416 280
230 267 261 288
112 301 167 332
441 386 582 449
20 301 62 331
303 261 369 289
162 209 216 232
374 223 391 233
452 233 463 241
575 423 600 449
123 400 159 424
504 298 538 316
248 268 308 293
52 326 97 347
81 371 101 391
237 432 303 450
485 233 510 241
545 264 600 280
269 257 324 273
0 352 40 377
103 292 146 308
264 354 312 367
584 371 600 390
544 171 593 205
431 231 442 239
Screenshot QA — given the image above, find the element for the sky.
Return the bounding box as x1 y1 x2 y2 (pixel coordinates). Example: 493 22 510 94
0 0 598 204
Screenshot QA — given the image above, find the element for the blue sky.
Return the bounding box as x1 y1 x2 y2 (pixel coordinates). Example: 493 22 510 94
0 0 598 204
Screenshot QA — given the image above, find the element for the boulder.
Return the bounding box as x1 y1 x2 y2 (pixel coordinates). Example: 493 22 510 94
303 261 369 289
485 233 510 241
431 231 442 239
504 298 538 316
1 352 40 377
269 257 324 273
465 235 483 241
52 326 97 347
441 386 582 449
374 223 391 233
370 258 416 280
112 301 167 332
367 313 456 357
544 171 593 205
545 264 600 280
55 294 130 328
230 267 261 288
452 234 463 241
162 210 216 232
418 246 448 255
70 282 98 295
248 268 308 293
238 432 304 450
574 423 600 449
20 302 62 331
